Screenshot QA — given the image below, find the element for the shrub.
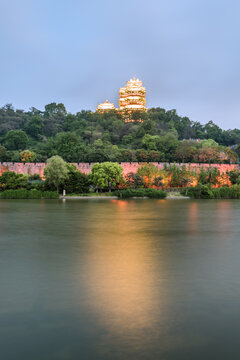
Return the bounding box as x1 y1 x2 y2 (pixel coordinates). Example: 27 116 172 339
0 171 29 191
42 191 59 199
181 184 213 198
181 185 240 199
28 189 42 198
0 189 29 199
125 172 144 189
0 189 59 199
113 188 167 199
29 174 42 180
227 170 240 185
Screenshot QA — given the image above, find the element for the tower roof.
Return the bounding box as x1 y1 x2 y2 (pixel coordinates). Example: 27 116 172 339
96 99 116 112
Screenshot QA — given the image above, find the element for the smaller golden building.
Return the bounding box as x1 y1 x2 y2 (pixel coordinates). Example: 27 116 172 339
96 100 116 113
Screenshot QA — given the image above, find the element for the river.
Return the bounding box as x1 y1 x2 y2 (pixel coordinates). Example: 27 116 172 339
0 199 240 359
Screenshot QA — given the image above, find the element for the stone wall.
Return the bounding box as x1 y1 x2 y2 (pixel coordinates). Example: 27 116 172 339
0 162 238 178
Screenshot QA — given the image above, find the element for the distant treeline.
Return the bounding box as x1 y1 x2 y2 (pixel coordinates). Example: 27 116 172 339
0 103 239 163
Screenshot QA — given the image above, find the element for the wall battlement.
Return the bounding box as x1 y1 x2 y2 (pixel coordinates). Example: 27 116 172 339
0 162 238 178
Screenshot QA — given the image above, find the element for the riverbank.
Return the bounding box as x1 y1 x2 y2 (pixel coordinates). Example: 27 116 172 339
61 195 118 199
61 194 190 200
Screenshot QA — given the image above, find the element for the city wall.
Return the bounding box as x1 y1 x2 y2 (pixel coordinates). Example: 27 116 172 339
0 162 238 178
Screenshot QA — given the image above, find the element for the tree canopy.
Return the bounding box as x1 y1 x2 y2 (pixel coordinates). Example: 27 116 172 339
0 103 239 163
44 155 69 192
90 162 124 191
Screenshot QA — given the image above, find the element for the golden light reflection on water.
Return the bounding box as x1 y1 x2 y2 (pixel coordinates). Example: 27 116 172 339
216 201 232 236
188 201 199 236
80 201 165 349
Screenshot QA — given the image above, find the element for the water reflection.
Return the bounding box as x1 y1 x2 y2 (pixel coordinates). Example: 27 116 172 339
80 201 165 352
1 199 240 359
188 202 199 236
216 201 232 237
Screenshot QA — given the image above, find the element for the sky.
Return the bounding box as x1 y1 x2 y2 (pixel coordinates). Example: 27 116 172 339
0 0 240 129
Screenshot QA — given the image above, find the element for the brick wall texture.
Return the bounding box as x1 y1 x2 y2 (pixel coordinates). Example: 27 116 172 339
0 162 238 178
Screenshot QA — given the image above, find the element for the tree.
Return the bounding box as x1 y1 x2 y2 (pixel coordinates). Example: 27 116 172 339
90 162 123 192
5 130 28 150
62 164 89 194
175 142 197 162
20 150 37 162
0 145 6 161
200 139 219 148
197 147 219 163
152 175 164 188
198 167 208 185
125 172 144 189
44 156 69 193
24 115 44 139
136 149 148 162
206 167 220 186
204 121 223 144
44 103 67 115
55 132 84 162
142 134 160 150
157 134 179 161
5 150 20 162
137 163 160 187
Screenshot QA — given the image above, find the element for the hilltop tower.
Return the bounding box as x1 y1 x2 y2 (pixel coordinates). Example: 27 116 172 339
118 77 147 112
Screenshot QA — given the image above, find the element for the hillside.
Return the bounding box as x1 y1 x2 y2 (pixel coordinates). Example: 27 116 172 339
0 103 239 163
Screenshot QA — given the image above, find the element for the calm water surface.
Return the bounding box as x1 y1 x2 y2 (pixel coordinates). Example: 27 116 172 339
0 199 240 359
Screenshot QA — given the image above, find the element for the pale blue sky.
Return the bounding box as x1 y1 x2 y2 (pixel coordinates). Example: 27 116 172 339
1 0 240 128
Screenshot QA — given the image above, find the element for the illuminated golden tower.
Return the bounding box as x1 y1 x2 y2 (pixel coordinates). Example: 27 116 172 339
118 77 147 112
96 100 116 113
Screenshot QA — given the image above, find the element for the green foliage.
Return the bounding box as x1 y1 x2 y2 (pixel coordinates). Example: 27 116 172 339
28 189 43 198
212 186 240 198
0 145 6 161
29 173 42 180
0 189 58 199
125 172 144 189
182 184 240 199
0 104 239 163
41 191 59 199
0 171 29 191
227 169 240 185
181 184 213 198
137 163 159 179
0 189 29 198
90 162 124 191
114 188 167 199
175 142 197 162
24 115 44 139
152 175 164 188
62 164 89 194
20 150 37 162
44 155 69 192
55 132 84 162
5 150 20 162
5 130 28 150
142 134 160 150
136 163 164 187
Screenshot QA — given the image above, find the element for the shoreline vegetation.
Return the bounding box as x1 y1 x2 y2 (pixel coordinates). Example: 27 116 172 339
1 156 240 199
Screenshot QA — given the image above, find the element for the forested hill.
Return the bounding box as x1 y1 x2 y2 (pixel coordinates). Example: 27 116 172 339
0 103 240 163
